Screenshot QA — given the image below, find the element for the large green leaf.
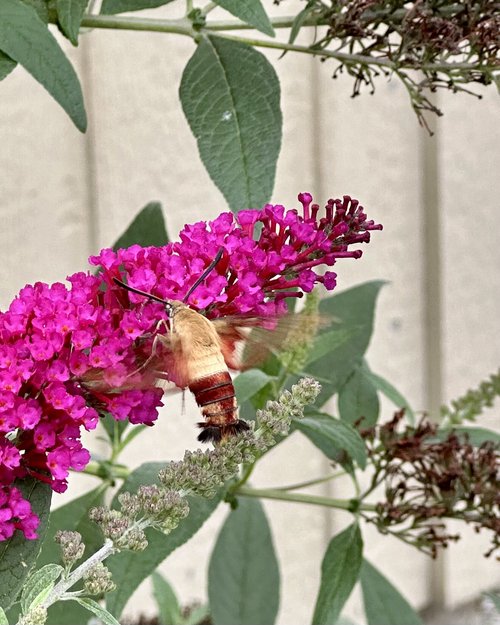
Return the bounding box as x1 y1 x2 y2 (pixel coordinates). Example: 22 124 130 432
312 523 363 625
106 462 222 618
234 369 275 405
0 51 17 80
303 282 385 405
338 364 379 427
294 411 367 469
360 559 423 625
0 479 52 610
208 498 280 625
180 35 282 212
112 201 169 250
0 0 87 131
56 0 89 46
101 0 173 13
214 0 274 37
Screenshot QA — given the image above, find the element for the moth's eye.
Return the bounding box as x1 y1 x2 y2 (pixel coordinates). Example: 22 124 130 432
165 303 173 316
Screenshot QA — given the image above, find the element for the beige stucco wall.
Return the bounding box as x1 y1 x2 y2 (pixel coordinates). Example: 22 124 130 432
0 2 498 623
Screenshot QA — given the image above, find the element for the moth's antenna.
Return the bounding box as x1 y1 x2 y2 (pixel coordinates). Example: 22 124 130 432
183 247 224 303
113 278 169 306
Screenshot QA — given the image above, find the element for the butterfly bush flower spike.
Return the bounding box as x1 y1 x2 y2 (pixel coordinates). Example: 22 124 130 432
0 193 381 540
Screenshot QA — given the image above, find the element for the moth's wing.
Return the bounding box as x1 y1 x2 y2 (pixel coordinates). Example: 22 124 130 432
212 313 330 371
149 334 191 390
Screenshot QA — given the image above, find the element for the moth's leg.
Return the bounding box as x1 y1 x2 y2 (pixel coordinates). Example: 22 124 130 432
127 319 170 379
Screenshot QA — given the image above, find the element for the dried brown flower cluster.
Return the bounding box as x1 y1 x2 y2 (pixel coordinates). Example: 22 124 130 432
278 0 499 128
360 411 499 558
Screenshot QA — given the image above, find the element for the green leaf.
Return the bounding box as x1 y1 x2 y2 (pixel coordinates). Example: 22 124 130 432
209 498 280 625
0 607 7 625
364 366 415 422
0 479 52 611
152 572 182 625
306 327 360 366
338 365 379 427
484 592 500 612
56 0 90 46
21 0 49 22
360 559 423 625
75 598 121 625
0 51 17 80
184 604 210 625
112 201 169 250
435 426 500 446
180 35 282 212
106 462 222 618
312 523 363 625
234 369 275 405
294 411 367 469
288 5 312 46
303 282 385 405
213 0 274 37
101 0 174 14
21 564 63 613
0 0 87 131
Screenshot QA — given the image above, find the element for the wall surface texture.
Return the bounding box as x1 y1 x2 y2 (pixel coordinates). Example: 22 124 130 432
0 2 498 624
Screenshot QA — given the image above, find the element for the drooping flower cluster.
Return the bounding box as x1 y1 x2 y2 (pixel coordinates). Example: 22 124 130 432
0 194 380 541
360 411 500 558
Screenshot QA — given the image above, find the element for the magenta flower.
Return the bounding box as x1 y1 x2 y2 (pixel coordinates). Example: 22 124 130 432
0 193 381 541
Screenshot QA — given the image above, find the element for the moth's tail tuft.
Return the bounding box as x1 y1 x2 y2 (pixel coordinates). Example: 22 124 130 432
197 419 250 443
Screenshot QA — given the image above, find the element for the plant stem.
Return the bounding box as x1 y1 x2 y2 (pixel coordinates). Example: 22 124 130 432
75 14 491 75
272 471 348 491
82 460 130 480
38 539 115 614
236 485 377 512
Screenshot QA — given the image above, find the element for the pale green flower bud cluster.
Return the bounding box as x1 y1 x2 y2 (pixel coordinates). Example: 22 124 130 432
54 530 85 567
280 291 320 374
159 431 266 498
441 369 500 424
83 562 116 595
18 606 47 625
256 377 321 444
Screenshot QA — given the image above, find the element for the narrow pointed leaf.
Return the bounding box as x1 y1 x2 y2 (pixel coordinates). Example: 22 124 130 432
56 0 90 46
209 498 280 625
338 365 379 427
360 559 423 625
0 479 52 610
106 462 222 618
0 51 17 80
180 35 282 212
303 282 385 405
75 598 121 625
294 411 367 468
312 523 363 625
101 0 174 14
112 201 169 250
21 564 63 613
435 426 500 446
364 365 415 422
234 369 275 405
0 0 87 131
214 0 274 37
152 572 182 625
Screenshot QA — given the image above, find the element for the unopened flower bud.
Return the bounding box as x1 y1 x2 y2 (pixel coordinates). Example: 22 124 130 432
118 491 141 518
83 562 116 595
54 530 85 567
19 606 47 625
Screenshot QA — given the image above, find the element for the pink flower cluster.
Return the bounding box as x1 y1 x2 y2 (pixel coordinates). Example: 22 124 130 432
0 194 381 541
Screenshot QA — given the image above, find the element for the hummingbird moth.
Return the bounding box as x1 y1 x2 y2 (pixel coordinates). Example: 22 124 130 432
114 249 255 443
